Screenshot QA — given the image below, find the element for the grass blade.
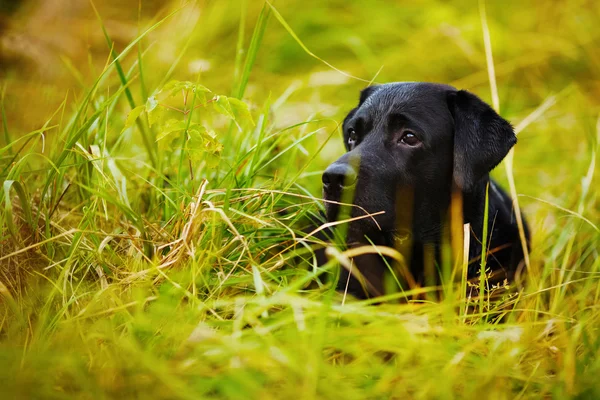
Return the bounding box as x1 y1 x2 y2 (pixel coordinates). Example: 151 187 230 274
3 180 33 243
234 2 271 99
267 1 370 83
90 0 157 167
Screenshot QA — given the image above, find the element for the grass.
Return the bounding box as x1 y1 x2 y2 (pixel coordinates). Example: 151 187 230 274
1 0 600 398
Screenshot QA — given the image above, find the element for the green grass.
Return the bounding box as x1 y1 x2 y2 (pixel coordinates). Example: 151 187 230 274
1 0 600 398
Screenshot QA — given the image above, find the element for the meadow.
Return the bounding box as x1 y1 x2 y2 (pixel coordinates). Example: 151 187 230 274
1 0 599 398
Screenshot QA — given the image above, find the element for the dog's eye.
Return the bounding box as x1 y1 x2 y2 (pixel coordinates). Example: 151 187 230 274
348 128 358 144
399 131 421 146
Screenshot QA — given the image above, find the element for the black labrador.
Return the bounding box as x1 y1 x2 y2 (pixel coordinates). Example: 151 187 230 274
321 82 529 299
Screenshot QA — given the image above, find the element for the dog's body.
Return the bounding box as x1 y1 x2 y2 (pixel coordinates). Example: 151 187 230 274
321 82 529 298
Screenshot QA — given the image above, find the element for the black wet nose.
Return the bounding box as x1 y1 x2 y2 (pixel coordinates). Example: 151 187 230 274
322 163 357 190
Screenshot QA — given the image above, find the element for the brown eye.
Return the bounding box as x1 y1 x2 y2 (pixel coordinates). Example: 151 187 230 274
399 131 421 146
348 128 357 145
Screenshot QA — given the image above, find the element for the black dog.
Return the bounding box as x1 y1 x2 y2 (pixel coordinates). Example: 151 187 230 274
322 82 529 298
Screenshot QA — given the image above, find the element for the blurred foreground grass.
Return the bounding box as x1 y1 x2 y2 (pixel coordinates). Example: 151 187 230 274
1 0 600 398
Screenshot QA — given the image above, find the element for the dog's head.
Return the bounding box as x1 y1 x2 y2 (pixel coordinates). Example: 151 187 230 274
323 82 516 243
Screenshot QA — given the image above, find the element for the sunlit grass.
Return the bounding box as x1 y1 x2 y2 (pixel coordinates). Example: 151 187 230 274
1 1 600 398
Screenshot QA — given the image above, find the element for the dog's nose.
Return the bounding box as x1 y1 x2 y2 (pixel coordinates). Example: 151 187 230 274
322 163 357 190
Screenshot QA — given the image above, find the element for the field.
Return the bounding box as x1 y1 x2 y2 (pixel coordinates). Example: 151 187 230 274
1 0 599 398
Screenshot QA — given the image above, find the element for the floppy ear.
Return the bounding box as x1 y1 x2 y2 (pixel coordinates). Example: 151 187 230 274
447 90 516 191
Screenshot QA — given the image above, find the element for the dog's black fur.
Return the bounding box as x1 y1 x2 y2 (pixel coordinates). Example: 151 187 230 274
321 82 529 298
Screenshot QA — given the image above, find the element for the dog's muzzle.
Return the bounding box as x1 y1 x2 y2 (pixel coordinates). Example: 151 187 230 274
322 162 357 221
322 162 357 193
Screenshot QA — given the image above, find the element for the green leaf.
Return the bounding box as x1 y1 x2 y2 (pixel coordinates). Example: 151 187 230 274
156 119 188 141
147 103 165 127
212 96 235 120
146 95 164 127
187 127 223 168
161 80 194 98
159 80 212 104
193 84 212 105
187 127 208 154
228 97 254 126
146 95 159 112
121 105 146 133
212 96 253 128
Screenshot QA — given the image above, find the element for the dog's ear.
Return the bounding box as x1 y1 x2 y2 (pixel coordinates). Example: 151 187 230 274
359 85 380 105
447 90 516 191
344 86 379 127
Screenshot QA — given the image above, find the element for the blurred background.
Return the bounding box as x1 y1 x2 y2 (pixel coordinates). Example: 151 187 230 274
1 0 599 219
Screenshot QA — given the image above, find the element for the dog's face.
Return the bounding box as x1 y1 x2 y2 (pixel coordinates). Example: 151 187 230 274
323 82 516 243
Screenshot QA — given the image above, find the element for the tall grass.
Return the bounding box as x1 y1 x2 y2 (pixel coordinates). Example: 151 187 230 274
1 1 599 398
